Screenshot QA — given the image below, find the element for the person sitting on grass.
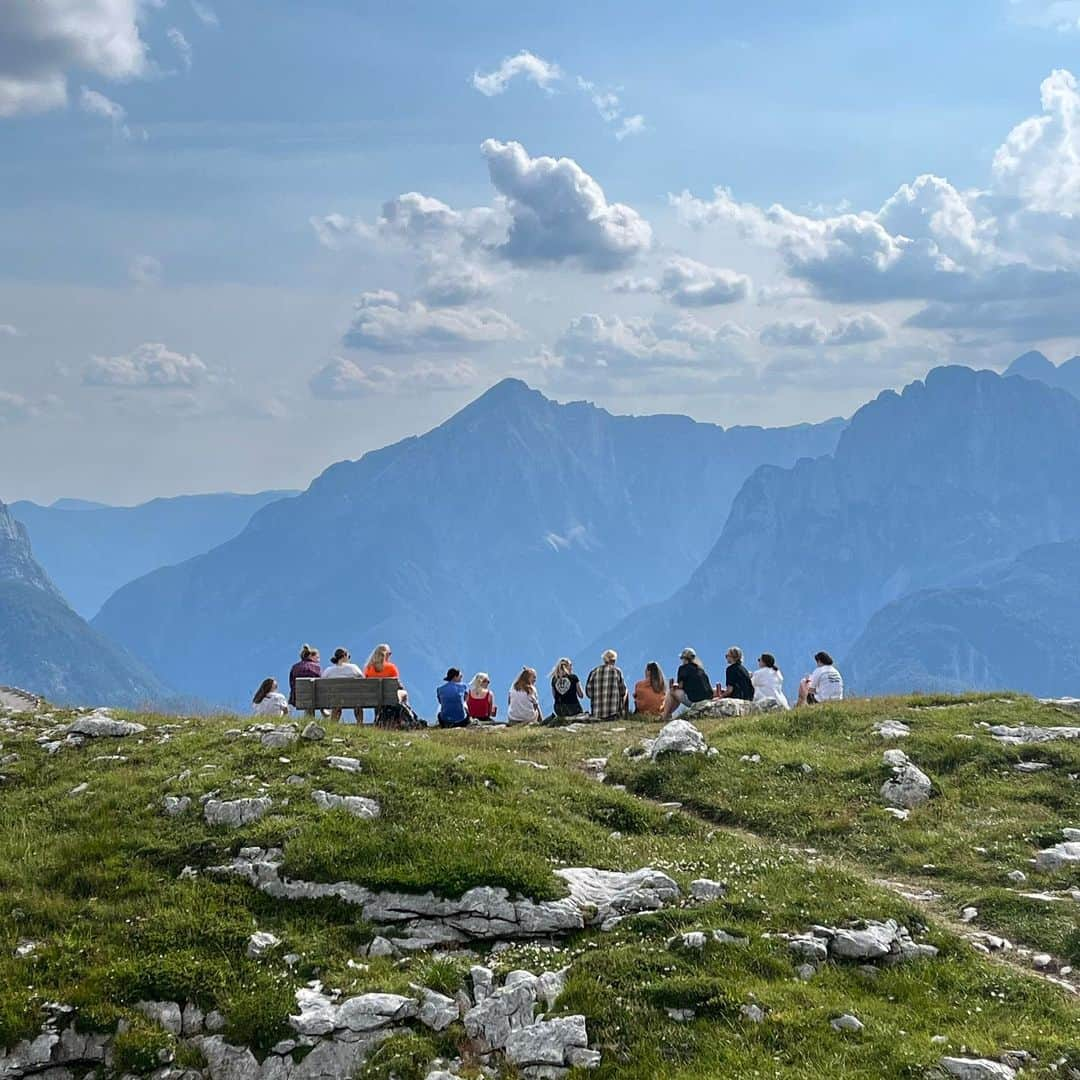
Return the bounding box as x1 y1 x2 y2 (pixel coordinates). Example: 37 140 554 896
507 667 543 725
252 677 289 717
633 661 667 715
466 672 498 722
288 643 322 716
436 668 470 728
586 649 628 723
798 651 844 705
550 657 586 718
662 647 713 718
751 652 790 710
322 646 364 724
714 645 755 701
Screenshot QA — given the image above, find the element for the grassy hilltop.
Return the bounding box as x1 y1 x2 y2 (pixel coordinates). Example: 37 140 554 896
0 694 1078 1078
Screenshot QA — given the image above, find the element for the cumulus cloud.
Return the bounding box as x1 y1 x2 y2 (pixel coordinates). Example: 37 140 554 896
759 312 889 348
83 342 207 388
309 356 478 398
342 290 522 352
482 139 652 270
0 0 149 117
418 257 496 307
543 312 749 374
167 27 192 71
472 50 561 96
616 257 751 307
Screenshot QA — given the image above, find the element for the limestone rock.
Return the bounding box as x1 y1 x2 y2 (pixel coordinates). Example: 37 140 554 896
740 1004 764 1023
327 756 361 773
463 982 537 1051
1035 839 1080 871
880 762 932 810
987 724 1080 745
64 714 145 738
135 1001 183 1036
301 722 325 741
260 727 298 749
366 936 397 958
645 719 707 759
503 1015 588 1069
874 719 910 738
247 931 280 958
939 1057 1016 1080
830 1013 863 1032
311 790 380 819
471 965 494 1004
162 796 190 817
203 797 272 828
689 878 727 901
192 1036 260 1080
415 987 458 1032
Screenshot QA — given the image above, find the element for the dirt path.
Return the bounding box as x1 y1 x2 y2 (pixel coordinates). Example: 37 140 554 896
0 686 40 714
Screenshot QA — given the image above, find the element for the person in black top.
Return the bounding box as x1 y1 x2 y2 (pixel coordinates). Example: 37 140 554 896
550 657 585 717
662 647 713 718
715 646 754 701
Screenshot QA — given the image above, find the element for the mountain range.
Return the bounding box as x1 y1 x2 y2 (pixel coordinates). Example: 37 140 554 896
0 501 171 707
600 365 1080 694
1003 350 1080 400
91 379 843 708
11 490 296 617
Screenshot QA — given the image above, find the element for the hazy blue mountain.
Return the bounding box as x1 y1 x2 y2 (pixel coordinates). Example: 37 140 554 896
0 501 172 707
845 540 1080 696
599 366 1080 689
12 489 296 617
93 379 843 708
1003 350 1080 400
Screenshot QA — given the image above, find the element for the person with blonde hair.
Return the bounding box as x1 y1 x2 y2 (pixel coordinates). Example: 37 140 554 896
507 667 542 725
364 642 418 727
585 649 628 722
466 672 498 722
662 647 713 719
550 657 585 718
715 645 754 701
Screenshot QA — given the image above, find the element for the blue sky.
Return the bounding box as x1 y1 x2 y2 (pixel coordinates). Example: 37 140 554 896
3 0 1080 502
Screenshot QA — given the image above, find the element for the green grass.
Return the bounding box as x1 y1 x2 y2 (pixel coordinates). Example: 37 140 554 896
0 697 1077 1077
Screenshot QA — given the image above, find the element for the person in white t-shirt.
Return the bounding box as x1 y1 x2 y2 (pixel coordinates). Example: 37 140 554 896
798 651 844 706
507 667 543 725
252 677 289 717
751 653 790 710
322 647 365 724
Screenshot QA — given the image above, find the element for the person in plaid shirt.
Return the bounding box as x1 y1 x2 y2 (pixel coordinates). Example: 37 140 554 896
586 649 628 721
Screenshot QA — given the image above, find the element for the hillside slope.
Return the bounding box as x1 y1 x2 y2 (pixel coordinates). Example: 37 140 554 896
93 379 843 707
845 539 1080 695
599 366 1080 683
0 502 172 707
12 490 296 617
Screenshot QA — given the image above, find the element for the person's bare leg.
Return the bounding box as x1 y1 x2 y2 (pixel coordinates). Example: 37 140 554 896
797 678 811 707
330 708 342 722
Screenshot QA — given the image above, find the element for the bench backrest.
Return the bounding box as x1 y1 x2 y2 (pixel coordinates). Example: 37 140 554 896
294 677 400 710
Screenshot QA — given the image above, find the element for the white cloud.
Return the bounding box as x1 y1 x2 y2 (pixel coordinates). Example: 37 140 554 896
1009 1 1080 31
577 77 647 139
0 324 20 337
471 50 561 96
759 312 888 348
83 342 207 388
0 0 149 117
128 253 162 286
167 27 192 71
190 1 218 27
481 139 652 270
0 392 35 422
342 290 522 352
79 86 135 138
615 114 646 140
418 257 496 307
309 356 478 398
616 256 751 307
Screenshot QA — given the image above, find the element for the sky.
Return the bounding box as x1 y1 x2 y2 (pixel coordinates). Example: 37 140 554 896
4 0 1080 503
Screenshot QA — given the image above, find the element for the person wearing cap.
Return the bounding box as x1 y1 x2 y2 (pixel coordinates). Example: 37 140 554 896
585 649 628 722
714 646 755 702
662 647 714 718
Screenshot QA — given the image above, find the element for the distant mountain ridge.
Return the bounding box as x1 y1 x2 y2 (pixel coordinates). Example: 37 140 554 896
845 539 1080 697
1003 350 1080 400
598 365 1080 688
12 489 297 617
0 501 172 707
93 378 844 707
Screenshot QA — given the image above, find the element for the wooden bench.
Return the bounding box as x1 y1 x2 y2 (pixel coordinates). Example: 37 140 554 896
293 677 401 712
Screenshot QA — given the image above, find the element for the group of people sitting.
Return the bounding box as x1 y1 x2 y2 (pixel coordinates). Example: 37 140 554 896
252 642 844 726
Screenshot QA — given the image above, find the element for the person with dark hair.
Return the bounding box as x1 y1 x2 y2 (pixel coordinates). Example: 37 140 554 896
322 647 364 724
633 661 667 714
662 647 713 718
715 646 754 701
288 644 322 716
253 677 289 717
436 667 470 728
798 651 844 705
751 652 789 710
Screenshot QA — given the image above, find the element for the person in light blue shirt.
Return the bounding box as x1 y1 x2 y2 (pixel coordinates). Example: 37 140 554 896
436 668 469 728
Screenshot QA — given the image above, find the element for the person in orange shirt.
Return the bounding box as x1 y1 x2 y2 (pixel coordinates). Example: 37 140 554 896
365 642 419 728
633 661 667 715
